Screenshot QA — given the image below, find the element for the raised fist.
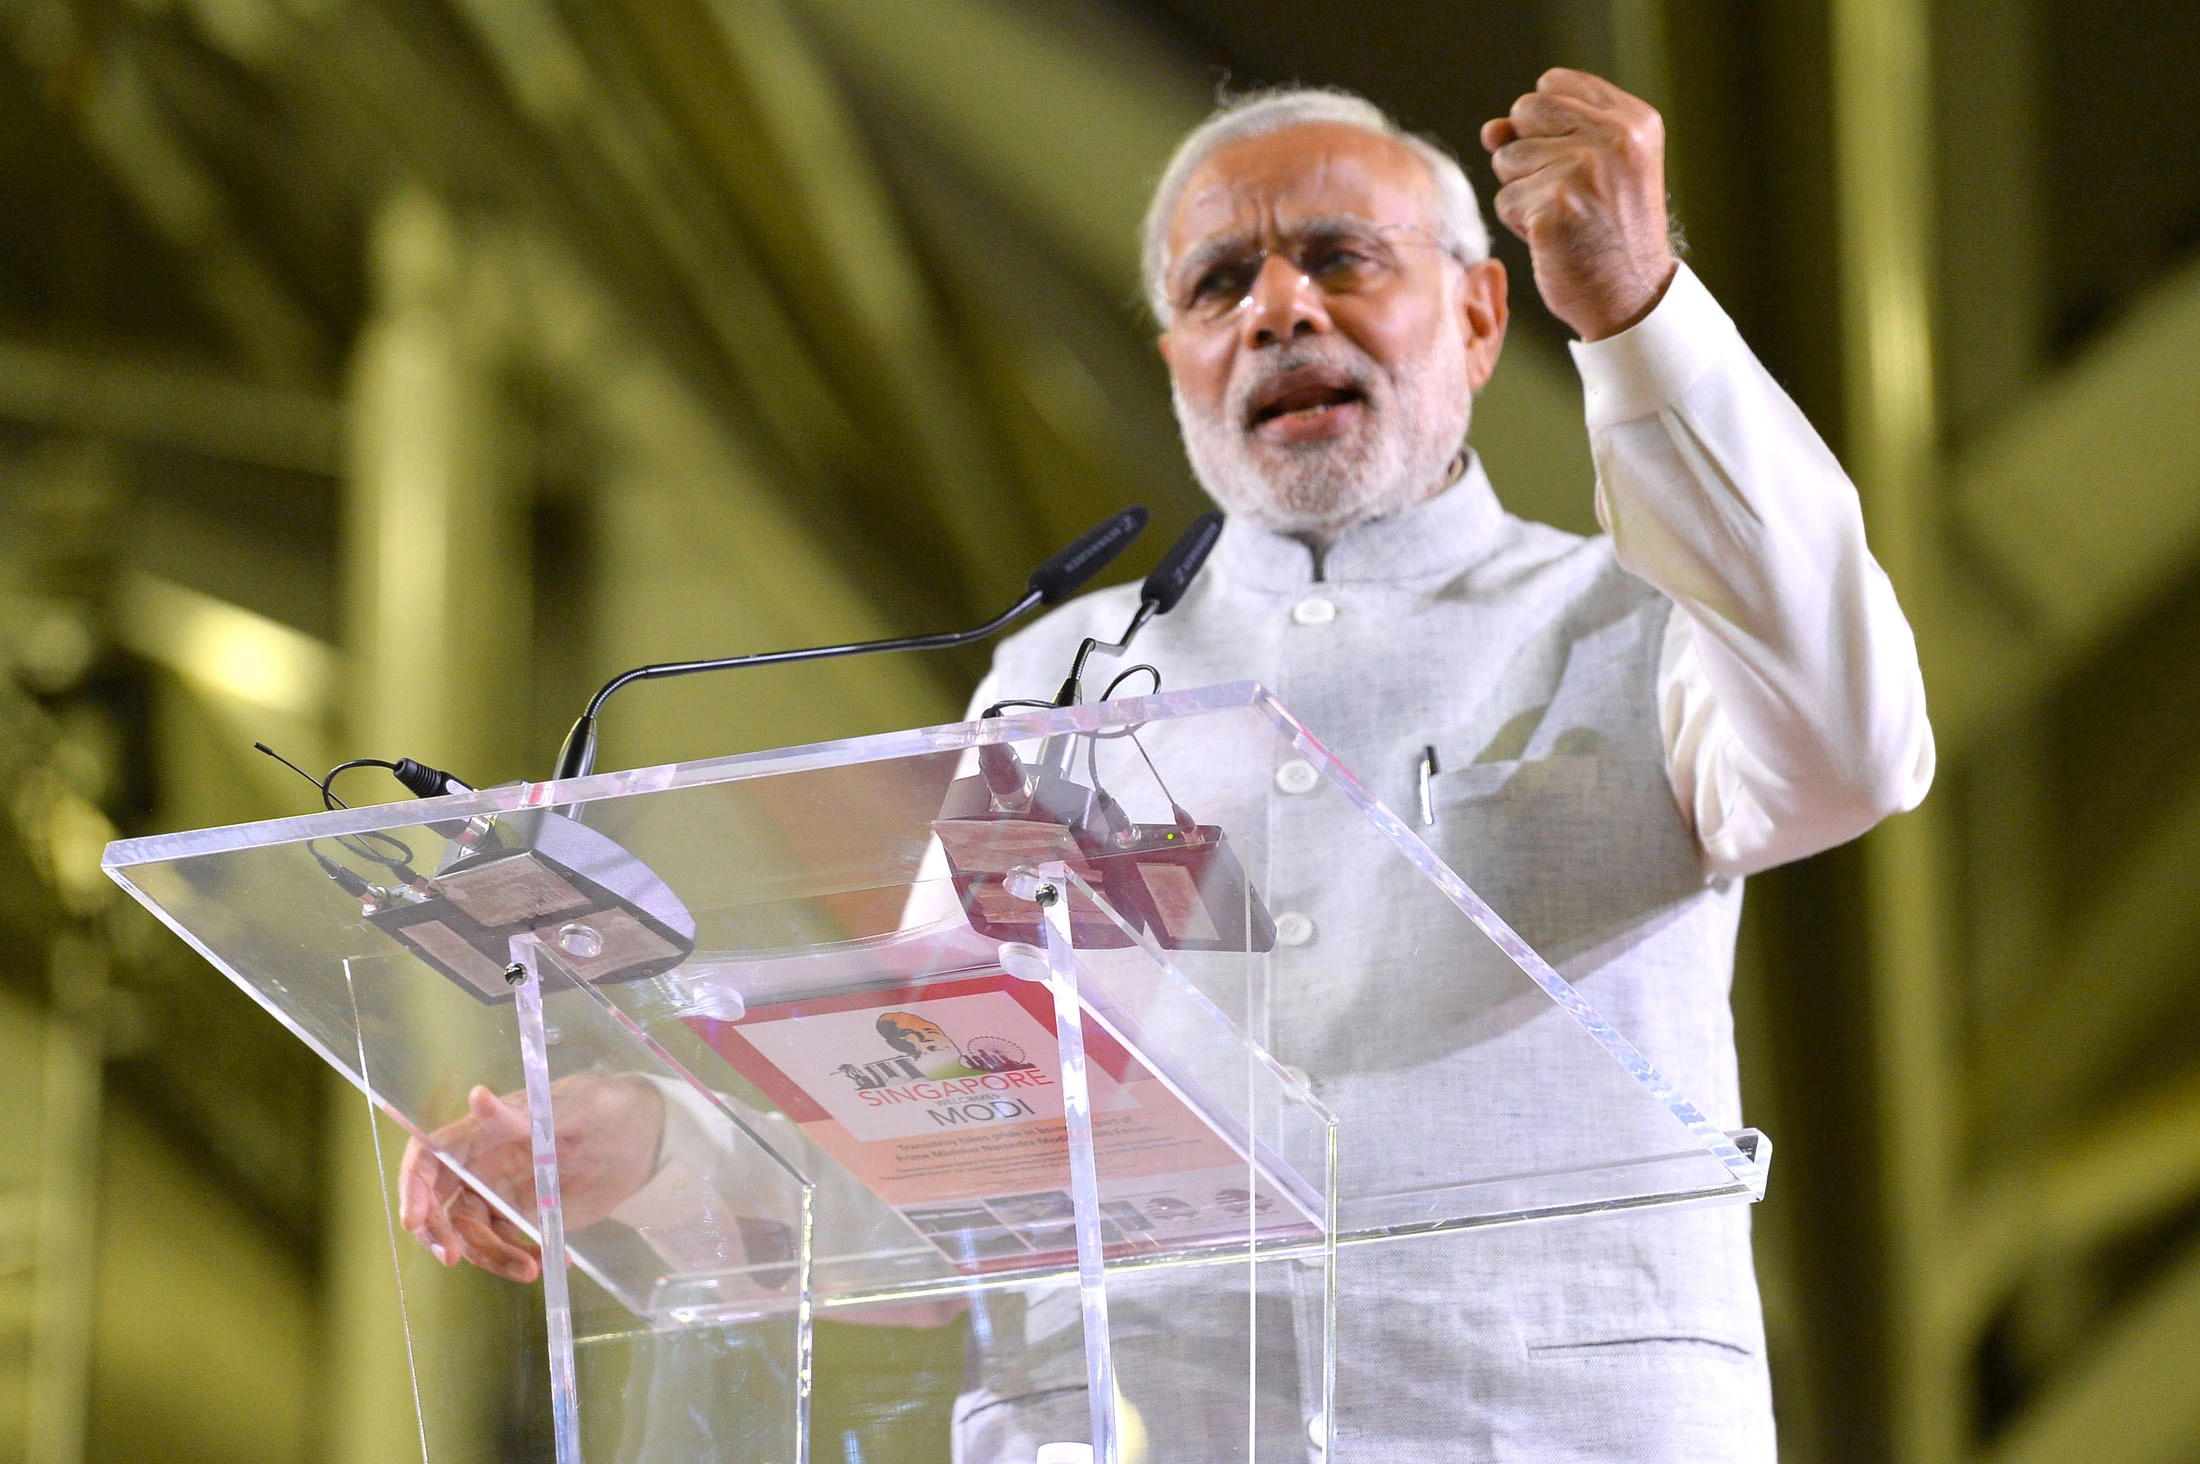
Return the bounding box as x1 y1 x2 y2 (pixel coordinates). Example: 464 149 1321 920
1480 68 1678 342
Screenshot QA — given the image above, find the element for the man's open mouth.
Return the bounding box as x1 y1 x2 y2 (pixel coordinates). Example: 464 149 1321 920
1246 367 1367 434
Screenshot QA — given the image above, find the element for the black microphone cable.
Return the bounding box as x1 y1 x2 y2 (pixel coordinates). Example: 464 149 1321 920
254 743 466 901
255 744 474 811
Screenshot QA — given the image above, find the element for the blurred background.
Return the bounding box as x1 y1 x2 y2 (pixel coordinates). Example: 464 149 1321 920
2 0 2198 1460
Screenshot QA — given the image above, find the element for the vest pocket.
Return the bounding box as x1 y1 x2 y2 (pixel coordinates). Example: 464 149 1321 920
1425 751 1602 813
1423 753 1604 941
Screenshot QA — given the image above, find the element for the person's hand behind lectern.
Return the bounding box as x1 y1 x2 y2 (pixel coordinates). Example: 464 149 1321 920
398 1074 665 1283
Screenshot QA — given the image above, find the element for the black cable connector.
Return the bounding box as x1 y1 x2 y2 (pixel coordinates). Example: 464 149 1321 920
255 743 475 810
390 758 470 800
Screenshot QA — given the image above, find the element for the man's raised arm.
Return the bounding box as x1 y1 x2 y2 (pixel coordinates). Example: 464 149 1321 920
1486 69 1934 878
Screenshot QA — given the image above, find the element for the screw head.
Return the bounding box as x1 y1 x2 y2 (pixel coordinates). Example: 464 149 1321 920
1034 884 1060 908
503 962 528 987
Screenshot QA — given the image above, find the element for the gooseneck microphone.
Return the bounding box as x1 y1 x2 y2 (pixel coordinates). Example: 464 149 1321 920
1053 510 1224 707
1140 508 1226 615
550 507 1149 781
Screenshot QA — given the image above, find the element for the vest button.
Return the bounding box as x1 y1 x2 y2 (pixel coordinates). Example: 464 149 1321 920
1274 759 1320 794
1273 912 1314 947
1291 595 1337 625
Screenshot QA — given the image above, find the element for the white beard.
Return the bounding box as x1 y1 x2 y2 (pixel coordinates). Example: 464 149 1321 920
1173 312 1474 538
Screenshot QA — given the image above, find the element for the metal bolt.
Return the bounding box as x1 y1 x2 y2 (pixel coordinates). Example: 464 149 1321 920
1034 884 1060 908
503 962 527 987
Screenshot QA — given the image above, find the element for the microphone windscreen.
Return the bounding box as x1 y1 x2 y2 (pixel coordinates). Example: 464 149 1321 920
1028 506 1148 605
1140 511 1224 614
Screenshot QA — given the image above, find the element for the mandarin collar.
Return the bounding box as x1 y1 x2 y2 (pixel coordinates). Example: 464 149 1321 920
1210 453 1509 591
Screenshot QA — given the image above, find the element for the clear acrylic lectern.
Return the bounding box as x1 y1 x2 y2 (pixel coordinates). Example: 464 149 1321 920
102 682 1767 1463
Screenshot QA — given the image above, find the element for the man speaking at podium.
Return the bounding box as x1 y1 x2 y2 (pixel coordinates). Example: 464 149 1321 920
404 67 1932 1462
963 66 1932 1461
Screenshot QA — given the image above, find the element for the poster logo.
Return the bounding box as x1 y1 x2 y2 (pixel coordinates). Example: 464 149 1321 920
834 1011 1037 1090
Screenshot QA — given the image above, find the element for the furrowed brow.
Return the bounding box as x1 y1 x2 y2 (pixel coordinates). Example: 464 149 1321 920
1170 214 1390 282
1171 229 1259 284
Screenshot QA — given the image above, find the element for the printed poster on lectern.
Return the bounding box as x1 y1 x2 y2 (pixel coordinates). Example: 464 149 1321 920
690 972 1318 1271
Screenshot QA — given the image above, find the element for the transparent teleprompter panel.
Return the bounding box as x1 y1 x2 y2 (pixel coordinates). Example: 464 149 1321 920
103 681 1766 1460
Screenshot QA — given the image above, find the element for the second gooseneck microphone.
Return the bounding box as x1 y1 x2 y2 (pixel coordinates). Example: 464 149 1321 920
1052 510 1224 707
551 507 1149 781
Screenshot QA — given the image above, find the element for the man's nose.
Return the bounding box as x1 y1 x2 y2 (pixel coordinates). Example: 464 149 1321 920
1241 252 1330 347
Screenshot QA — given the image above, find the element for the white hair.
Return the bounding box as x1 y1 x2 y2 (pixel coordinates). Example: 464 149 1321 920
1141 88 1491 324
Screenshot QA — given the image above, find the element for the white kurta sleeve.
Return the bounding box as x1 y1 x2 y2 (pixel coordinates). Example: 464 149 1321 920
1567 264 1936 878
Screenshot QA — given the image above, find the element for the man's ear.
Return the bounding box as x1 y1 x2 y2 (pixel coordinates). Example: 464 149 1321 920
1460 257 1509 394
